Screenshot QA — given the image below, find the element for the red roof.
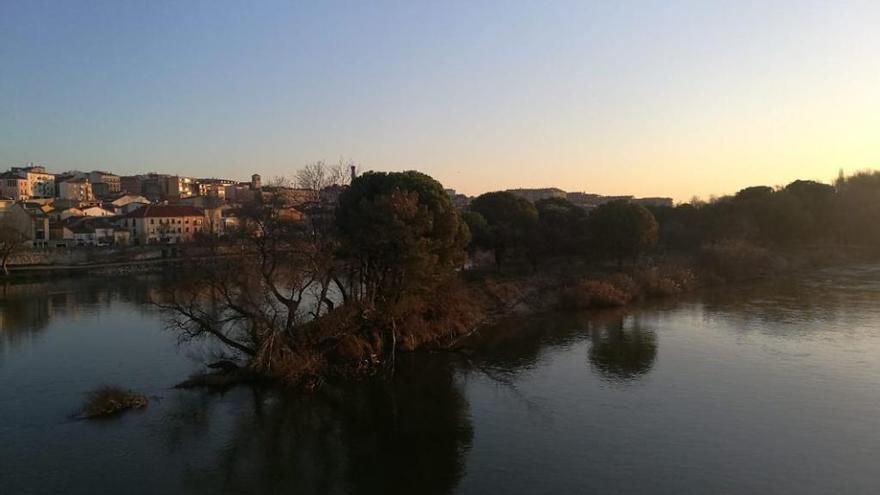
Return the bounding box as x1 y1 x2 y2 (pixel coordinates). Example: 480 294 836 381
124 204 204 218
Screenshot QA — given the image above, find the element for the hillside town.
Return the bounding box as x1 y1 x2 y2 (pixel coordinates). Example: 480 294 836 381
0 162 672 251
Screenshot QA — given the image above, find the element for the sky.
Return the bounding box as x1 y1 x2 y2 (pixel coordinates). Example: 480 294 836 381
1 0 879 202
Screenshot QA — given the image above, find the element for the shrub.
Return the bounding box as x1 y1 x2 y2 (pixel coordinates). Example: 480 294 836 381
635 264 698 297
560 280 631 309
605 273 641 301
699 240 785 282
82 386 148 418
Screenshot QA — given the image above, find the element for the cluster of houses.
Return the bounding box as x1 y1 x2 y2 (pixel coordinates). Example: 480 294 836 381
0 164 321 249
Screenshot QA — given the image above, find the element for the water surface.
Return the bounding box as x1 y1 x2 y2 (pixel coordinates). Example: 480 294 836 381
1 267 879 494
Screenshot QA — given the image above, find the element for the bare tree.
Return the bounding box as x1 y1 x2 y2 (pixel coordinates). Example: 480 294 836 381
156 195 339 381
295 158 359 195
0 217 29 275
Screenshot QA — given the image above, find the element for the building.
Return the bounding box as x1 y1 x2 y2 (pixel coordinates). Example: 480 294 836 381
506 188 567 202
10 164 56 198
0 200 50 247
57 178 94 202
120 175 144 195
444 189 471 209
567 192 635 210
194 179 233 198
0 172 29 200
81 206 115 217
634 197 674 208
48 207 85 222
65 218 125 247
110 194 150 214
224 182 257 203
163 175 196 199
121 173 167 200
88 171 121 197
141 174 167 200
122 204 207 245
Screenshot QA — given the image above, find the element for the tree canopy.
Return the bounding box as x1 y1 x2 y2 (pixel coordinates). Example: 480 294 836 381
588 200 658 263
468 191 538 267
336 170 470 305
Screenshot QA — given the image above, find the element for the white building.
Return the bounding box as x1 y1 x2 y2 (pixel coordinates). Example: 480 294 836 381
10 165 56 198
121 204 207 244
58 178 94 202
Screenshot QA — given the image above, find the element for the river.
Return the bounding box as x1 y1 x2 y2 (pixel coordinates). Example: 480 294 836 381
1 266 879 494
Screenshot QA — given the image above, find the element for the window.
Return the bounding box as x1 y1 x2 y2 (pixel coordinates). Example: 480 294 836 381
150 219 154 224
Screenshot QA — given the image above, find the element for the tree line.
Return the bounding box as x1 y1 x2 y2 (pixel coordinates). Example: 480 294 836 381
464 170 880 269
158 166 880 385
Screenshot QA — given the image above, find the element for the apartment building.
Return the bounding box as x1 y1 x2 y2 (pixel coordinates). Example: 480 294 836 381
9 165 56 198
88 171 121 197
0 172 29 200
121 204 207 244
58 178 94 202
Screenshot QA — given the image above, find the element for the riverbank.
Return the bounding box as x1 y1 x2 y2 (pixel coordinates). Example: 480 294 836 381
173 242 880 389
5 241 875 391
3 245 235 278
464 241 880 319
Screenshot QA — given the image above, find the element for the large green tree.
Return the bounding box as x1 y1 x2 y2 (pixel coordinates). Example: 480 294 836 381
468 191 538 267
534 197 587 257
587 200 658 264
336 170 470 307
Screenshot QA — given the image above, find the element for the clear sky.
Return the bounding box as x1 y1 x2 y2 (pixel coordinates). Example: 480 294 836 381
2 1 879 201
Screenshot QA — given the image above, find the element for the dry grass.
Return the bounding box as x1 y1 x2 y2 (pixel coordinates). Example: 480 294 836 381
82 385 148 419
699 240 785 282
559 280 632 309
635 264 698 297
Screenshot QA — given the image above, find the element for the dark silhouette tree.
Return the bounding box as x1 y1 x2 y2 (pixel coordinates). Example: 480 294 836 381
468 191 539 268
0 217 29 275
336 170 470 306
461 210 491 257
534 197 588 257
587 200 658 265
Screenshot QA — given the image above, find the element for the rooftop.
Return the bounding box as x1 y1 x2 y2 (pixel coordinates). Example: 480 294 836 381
124 204 204 218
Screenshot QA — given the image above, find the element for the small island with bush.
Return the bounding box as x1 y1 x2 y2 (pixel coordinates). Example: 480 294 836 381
81 386 148 419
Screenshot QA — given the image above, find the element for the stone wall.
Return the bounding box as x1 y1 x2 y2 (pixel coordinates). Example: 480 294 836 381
9 246 166 267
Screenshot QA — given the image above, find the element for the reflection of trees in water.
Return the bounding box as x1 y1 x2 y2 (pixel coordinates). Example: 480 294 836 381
587 317 657 383
0 274 174 352
698 268 880 336
465 309 658 385
161 355 472 495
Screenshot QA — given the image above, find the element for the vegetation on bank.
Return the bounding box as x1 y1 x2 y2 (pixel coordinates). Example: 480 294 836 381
156 166 880 388
81 386 148 419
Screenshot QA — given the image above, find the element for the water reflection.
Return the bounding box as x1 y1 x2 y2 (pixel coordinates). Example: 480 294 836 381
0 275 167 353
4 268 880 494
465 310 658 384
698 264 880 337
587 318 657 383
160 356 473 495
